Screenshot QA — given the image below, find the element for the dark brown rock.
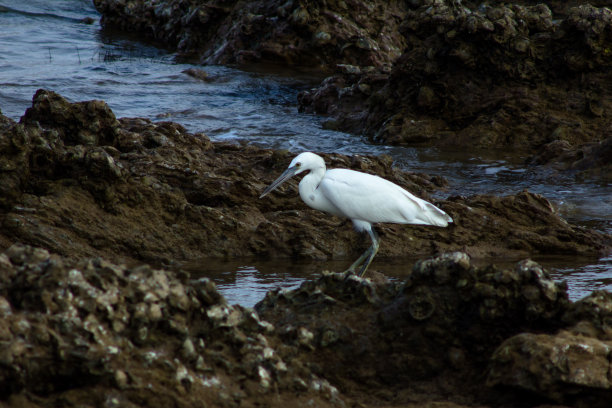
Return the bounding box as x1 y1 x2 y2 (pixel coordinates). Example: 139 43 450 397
255 251 612 407
93 0 409 70
21 89 120 146
0 244 339 407
488 331 612 406
487 290 612 407
532 135 612 181
91 0 611 178
1 244 611 408
0 91 609 266
298 1 612 177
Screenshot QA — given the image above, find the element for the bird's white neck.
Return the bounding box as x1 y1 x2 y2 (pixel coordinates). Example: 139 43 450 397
298 166 326 208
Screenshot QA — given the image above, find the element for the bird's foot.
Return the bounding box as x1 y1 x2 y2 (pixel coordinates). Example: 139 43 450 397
343 264 370 278
343 266 357 275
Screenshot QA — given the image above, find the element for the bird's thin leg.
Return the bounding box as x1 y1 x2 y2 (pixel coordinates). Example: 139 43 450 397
358 228 380 277
344 246 372 274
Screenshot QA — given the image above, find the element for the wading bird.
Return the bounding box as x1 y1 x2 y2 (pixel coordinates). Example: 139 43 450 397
260 152 453 277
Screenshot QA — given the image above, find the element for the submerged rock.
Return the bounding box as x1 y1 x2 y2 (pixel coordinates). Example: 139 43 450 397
531 135 612 182
0 90 609 265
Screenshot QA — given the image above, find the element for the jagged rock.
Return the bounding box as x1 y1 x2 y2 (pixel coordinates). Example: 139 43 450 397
255 251 612 406
22 88 120 146
487 331 612 406
298 1 612 176
532 135 612 181
0 244 339 407
487 291 612 406
0 90 609 265
93 0 409 69
1 245 611 407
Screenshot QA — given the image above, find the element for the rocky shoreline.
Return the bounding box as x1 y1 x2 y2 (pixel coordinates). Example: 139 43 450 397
2 245 612 407
93 0 612 177
0 90 609 266
297 1 612 168
0 89 610 408
0 0 611 406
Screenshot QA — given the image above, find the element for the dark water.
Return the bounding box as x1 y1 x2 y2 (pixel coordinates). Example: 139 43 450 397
188 255 612 307
1 0 610 306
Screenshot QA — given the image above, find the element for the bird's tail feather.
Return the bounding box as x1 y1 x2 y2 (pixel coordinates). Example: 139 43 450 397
398 187 453 227
421 202 453 227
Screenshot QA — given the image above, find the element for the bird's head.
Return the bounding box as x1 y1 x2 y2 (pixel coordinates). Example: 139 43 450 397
260 152 325 198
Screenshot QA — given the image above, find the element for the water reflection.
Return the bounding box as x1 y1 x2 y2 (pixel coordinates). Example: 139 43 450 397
549 255 612 301
183 259 322 308
185 255 611 307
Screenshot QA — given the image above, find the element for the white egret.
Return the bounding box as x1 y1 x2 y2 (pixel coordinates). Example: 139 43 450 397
260 152 453 277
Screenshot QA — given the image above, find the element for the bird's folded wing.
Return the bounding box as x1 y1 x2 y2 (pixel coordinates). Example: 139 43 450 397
320 169 451 226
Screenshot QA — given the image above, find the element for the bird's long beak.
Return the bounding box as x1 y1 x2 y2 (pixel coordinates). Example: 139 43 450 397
260 166 299 198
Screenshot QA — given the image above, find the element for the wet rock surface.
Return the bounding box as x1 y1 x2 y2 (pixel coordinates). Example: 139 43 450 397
529 136 612 182
3 2 610 406
2 245 611 407
0 91 608 407
488 289 612 407
92 0 611 179
93 0 409 70
296 0 612 174
0 90 609 266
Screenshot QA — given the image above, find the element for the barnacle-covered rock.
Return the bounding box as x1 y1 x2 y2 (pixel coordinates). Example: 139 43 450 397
256 251 585 405
22 88 120 146
2 244 612 407
564 291 612 339
0 244 341 407
298 0 612 175
93 0 410 69
1 90 610 268
563 5 612 69
7 90 515 265
487 308 612 404
411 251 471 284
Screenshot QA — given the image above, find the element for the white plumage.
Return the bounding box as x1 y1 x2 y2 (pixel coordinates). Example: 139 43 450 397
260 152 452 276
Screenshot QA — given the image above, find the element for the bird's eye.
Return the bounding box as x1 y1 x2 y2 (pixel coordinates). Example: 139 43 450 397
295 162 301 167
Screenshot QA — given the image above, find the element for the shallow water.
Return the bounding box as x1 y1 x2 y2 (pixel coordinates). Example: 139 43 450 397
185 255 612 307
0 0 610 305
